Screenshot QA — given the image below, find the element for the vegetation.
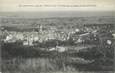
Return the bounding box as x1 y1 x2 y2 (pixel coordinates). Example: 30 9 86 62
1 16 115 73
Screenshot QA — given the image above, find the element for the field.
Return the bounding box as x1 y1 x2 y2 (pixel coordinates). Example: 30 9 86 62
0 15 115 73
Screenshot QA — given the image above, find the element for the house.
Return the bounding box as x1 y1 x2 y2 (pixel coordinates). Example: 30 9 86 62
112 33 115 38
4 34 17 43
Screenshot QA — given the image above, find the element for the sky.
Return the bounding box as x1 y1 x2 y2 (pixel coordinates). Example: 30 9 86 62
0 0 115 18
0 0 115 12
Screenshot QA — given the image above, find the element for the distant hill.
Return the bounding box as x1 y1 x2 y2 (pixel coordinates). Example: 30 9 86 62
0 16 115 31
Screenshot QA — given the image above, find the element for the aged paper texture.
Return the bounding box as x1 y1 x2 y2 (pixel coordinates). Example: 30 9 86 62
0 0 115 73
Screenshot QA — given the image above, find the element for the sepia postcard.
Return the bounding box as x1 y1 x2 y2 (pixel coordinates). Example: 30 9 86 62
0 0 115 73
